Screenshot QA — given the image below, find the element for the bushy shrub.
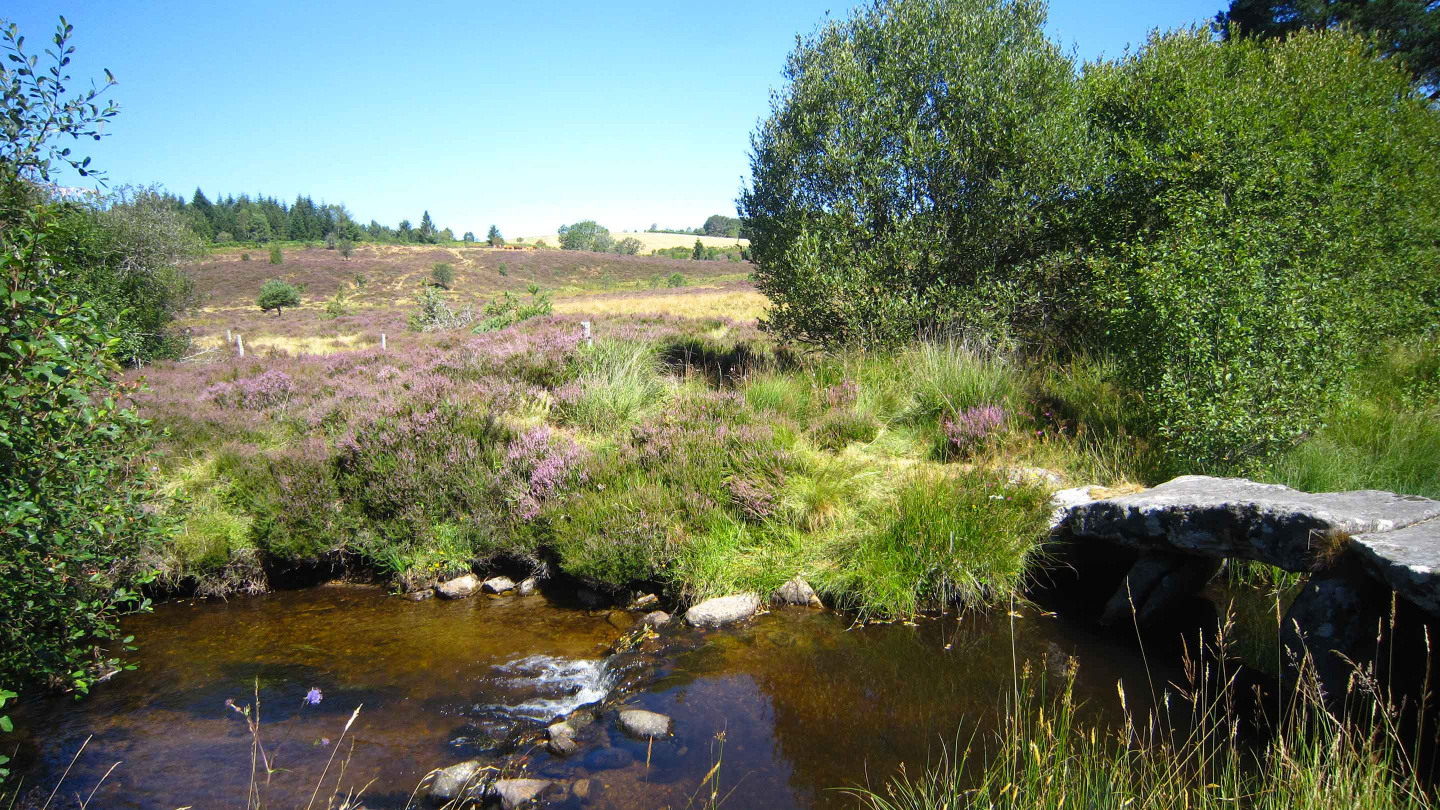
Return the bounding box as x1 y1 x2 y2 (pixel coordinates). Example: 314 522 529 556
473 284 552 333
667 272 686 288
1077 27 1440 469
614 236 643 255
408 285 473 331
268 245 282 264
323 283 352 318
240 252 250 262
431 262 455 289
257 279 301 315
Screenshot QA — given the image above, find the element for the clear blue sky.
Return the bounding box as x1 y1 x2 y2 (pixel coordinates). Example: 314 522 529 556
11 0 1223 237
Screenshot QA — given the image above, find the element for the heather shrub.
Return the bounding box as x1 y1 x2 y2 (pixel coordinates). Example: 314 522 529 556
203 369 296 410
941 404 1007 459
499 426 588 520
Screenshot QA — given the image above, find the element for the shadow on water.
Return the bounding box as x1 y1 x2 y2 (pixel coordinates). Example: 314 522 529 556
9 585 1190 810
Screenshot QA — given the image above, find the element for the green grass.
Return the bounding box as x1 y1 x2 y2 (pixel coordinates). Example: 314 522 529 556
554 340 671 431
846 621 1434 810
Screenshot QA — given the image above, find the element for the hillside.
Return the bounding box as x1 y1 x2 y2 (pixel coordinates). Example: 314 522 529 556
517 232 748 252
176 243 765 357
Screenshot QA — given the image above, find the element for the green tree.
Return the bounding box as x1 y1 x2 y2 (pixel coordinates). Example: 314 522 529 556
558 219 611 251
1074 26 1440 469
257 279 301 315
1219 0 1440 95
615 236 643 255
418 210 438 243
338 237 354 259
462 231 476 243
269 244 283 264
1 17 164 695
691 238 706 260
739 0 1094 347
702 214 742 238
487 224 503 247
432 262 455 289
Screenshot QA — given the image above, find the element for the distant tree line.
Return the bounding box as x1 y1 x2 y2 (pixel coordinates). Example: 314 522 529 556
172 188 458 245
646 214 746 239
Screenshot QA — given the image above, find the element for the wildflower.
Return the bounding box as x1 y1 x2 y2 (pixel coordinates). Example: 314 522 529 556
305 687 323 705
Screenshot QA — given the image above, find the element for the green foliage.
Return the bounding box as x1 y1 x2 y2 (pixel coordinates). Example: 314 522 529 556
1219 0 1440 93
1077 27 1440 471
1 17 162 693
473 283 553 332
322 283 352 319
614 236 643 255
667 272 686 287
337 237 353 259
408 285 473 332
240 252 250 262
703 214 743 238
256 279 300 316
835 471 1049 617
692 238 706 260
741 0 1093 347
487 224 503 247
554 341 669 431
431 261 455 289
268 244 282 264
498 262 509 277
558 219 611 251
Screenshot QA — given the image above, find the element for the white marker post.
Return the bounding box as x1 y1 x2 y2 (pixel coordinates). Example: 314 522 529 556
226 328 233 343
581 320 592 348
236 334 244 358
381 333 387 351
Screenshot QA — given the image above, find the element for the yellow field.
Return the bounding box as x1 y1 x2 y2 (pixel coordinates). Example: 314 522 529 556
516 232 748 252
553 288 769 321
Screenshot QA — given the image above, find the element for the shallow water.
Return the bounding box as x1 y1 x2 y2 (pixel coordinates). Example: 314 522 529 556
10 585 1173 809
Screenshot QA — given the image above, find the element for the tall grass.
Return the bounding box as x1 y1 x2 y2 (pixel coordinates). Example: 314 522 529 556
555 340 670 431
845 611 1435 810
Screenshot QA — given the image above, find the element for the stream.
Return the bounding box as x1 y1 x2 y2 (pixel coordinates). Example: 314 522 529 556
9 583 1182 809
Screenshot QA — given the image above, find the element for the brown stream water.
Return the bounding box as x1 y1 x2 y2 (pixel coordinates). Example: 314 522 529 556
9 584 1177 810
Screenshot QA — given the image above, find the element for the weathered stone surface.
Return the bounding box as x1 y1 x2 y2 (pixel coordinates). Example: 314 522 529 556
436 574 480 600
606 611 635 631
1050 486 1100 530
1063 476 1440 571
482 576 516 594
618 708 672 739
585 745 633 770
548 734 578 756
686 593 761 627
428 759 485 802
1007 466 1065 488
493 778 551 810
774 577 823 608
642 610 670 628
517 577 538 596
1281 564 1389 706
1351 519 1440 616
402 588 434 602
1099 551 1223 627
572 778 592 801
629 593 659 610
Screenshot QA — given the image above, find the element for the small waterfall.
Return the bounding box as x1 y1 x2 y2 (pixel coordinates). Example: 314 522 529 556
491 654 614 721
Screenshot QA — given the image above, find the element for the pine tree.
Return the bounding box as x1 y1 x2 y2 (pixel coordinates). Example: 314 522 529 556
487 225 503 247
419 211 438 244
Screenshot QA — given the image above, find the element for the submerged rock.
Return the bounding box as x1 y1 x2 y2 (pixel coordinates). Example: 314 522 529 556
642 610 670 628
437 574 480 600
628 592 659 610
482 576 516 594
686 593 760 627
493 778 551 810
618 708 672 739
517 576 539 596
606 611 636 631
428 759 486 802
547 721 577 756
774 577 822 608
585 745 633 771
572 778 592 801
402 588 434 602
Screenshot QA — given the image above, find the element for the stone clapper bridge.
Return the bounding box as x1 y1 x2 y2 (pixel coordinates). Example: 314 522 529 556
1050 476 1440 703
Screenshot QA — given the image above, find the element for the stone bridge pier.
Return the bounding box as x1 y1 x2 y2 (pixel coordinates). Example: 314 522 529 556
1050 476 1440 706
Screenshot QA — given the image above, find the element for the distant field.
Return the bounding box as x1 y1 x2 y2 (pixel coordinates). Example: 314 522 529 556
175 243 765 356
516 232 747 252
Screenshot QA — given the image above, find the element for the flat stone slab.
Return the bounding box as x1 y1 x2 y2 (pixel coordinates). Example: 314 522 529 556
617 708 672 739
1062 476 1440 571
1352 519 1440 616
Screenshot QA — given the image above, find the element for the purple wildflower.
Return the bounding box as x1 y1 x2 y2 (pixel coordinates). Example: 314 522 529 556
304 687 323 705
942 403 1008 457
